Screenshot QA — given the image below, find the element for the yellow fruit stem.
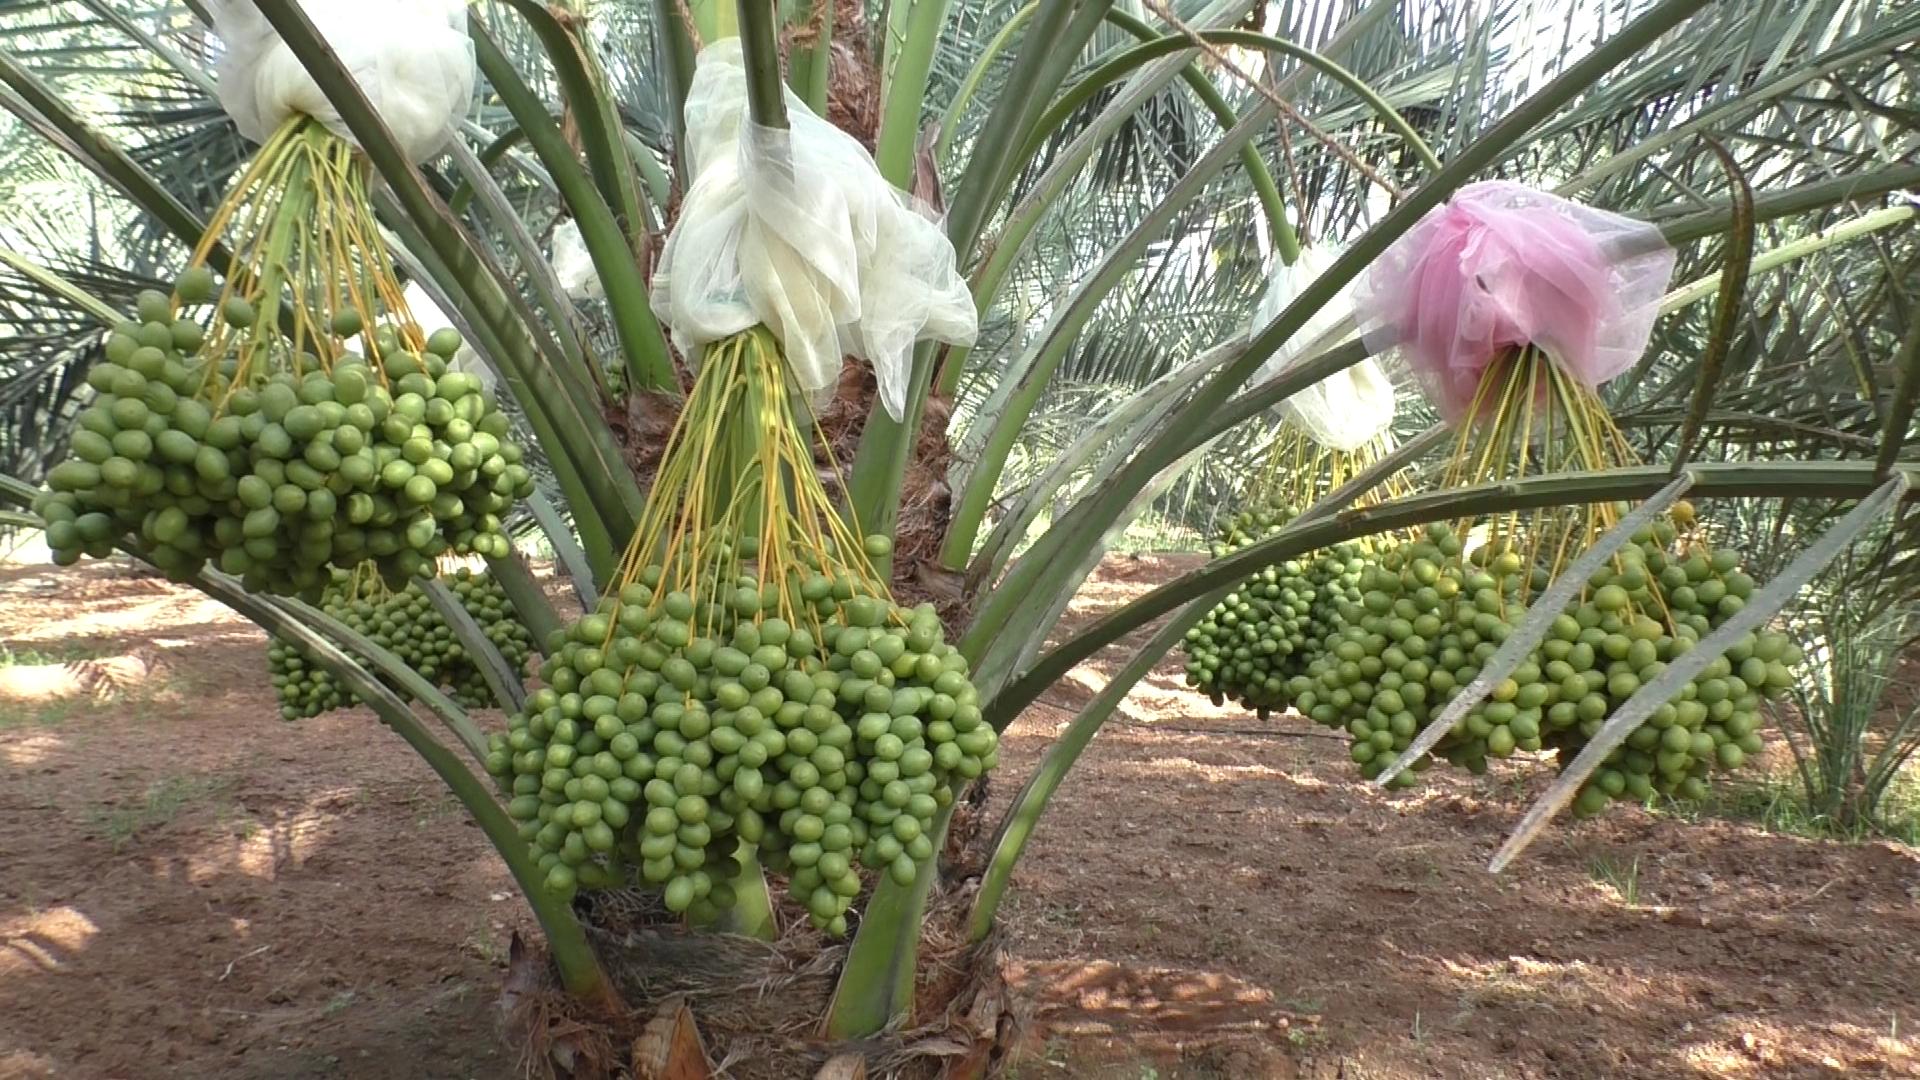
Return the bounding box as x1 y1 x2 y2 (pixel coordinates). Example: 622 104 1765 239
343 560 395 604
1253 421 1410 544
183 117 436 412
1445 345 1682 618
608 328 890 641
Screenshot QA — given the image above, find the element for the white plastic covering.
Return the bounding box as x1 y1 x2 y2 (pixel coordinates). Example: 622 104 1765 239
549 219 604 302
651 40 977 420
1251 245 1395 453
1276 359 1397 453
209 0 475 165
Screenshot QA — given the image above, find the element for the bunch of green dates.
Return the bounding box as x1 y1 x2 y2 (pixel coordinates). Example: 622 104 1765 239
1181 500 1367 714
1288 521 1795 813
268 566 535 718
487 561 998 935
36 271 532 598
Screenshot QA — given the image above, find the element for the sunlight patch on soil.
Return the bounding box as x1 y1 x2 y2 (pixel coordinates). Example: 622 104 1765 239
6 594 228 644
1123 755 1296 783
0 653 159 702
1433 954 1630 1008
2 730 64 766
181 790 358 883
0 1050 58 1079
1010 958 1304 1037
1668 1015 1919 1077
0 906 100 976
1062 668 1108 697
1062 663 1242 724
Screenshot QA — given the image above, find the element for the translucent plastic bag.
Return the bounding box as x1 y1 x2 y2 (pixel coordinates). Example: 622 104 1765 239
1251 245 1393 453
1277 359 1396 453
209 0 475 164
1251 244 1358 380
1352 180 1675 419
550 219 604 302
651 40 977 420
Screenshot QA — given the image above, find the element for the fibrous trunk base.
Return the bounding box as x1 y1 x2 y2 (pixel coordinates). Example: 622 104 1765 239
815 362 969 623
501 883 1018 1080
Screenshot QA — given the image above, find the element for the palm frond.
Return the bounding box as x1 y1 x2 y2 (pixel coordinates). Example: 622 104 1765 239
0 248 163 480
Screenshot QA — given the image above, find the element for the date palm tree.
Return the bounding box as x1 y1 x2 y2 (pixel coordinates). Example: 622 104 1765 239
0 0 1915 1065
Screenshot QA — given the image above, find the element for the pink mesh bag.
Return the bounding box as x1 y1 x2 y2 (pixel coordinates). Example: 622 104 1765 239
1352 180 1675 420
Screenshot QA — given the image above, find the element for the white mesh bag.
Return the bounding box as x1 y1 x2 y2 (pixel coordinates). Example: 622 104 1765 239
209 0 475 165
1250 244 1394 452
651 40 977 420
549 219 605 302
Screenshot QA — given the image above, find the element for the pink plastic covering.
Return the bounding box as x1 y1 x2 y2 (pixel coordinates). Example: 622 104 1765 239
1353 180 1675 420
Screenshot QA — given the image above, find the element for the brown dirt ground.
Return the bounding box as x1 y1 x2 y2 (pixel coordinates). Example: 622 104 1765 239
2 556 1917 1080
